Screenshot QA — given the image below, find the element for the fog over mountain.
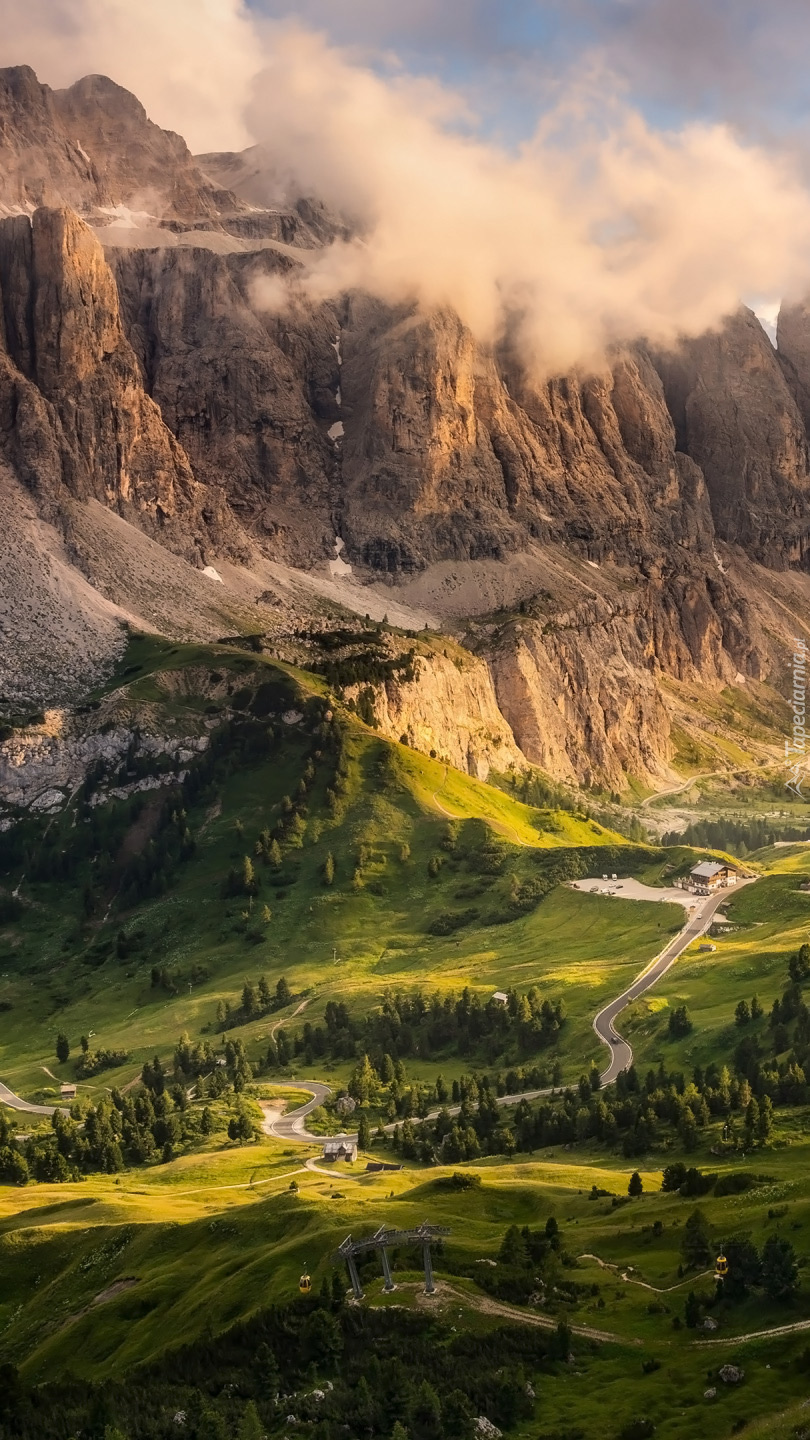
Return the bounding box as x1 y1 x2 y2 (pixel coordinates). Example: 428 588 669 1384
4 1 810 374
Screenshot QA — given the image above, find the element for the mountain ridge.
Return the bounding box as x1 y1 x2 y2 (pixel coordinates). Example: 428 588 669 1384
2 65 810 792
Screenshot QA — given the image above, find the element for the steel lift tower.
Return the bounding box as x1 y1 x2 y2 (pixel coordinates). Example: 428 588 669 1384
336 1222 451 1299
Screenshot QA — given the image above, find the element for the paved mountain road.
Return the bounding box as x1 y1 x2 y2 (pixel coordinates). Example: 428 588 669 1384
593 883 751 1084
0 1080 68 1115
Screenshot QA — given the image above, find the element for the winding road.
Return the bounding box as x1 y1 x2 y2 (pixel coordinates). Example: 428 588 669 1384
0 879 752 1136
593 883 749 1084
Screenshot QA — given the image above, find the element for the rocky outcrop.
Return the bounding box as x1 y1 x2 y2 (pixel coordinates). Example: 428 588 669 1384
650 309 810 568
0 206 242 562
482 580 731 791
0 65 347 246
0 709 207 812
353 649 525 780
195 146 347 247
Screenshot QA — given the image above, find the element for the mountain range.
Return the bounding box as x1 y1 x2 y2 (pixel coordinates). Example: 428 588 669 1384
2 62 810 796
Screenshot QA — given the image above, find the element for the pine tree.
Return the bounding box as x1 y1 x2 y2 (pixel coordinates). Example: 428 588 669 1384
268 838 282 868
241 980 259 1017
762 1234 798 1299
757 1093 774 1141
357 1113 371 1150
56 1033 70 1064
349 1054 378 1104
499 1224 528 1267
237 1402 263 1440
628 1170 643 1197
241 855 256 895
681 1208 711 1268
409 1381 442 1440
323 851 335 886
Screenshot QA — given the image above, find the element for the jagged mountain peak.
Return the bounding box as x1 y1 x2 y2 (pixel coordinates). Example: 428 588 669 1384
4 66 810 789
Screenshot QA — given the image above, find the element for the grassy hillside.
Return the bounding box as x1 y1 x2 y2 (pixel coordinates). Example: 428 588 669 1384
8 636 810 1439
3 1125 810 1439
0 637 674 1104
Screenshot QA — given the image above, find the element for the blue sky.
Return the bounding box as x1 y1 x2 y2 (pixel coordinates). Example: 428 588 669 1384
247 0 810 148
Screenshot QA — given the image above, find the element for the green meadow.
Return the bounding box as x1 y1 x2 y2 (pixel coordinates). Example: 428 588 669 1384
0 639 679 1102
6 637 810 1437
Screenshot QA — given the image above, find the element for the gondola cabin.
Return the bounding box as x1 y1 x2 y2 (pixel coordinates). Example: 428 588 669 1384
299 1272 312 1294
715 1254 728 1280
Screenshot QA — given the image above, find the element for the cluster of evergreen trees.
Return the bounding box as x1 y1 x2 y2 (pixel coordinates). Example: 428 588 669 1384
680 1207 799 1324
0 1286 555 1440
313 638 418 695
272 987 567 1071
0 1035 265 1185
216 976 292 1032
379 1050 784 1165
0 1089 217 1184
222 714 346 909
500 765 649 842
663 816 810 855
731 943 810 1102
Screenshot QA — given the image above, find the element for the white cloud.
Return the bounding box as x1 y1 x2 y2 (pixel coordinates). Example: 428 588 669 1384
6 3 810 374
247 27 810 376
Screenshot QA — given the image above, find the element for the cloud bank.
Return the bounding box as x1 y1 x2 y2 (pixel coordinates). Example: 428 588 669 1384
5 0 810 373
247 28 810 375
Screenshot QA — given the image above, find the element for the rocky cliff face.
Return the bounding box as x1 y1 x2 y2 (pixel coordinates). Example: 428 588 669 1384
5 65 810 790
651 309 810 569
351 648 525 780
0 67 225 221
109 244 339 564
0 206 241 562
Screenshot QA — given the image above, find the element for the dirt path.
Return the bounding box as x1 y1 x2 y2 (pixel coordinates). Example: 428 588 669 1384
579 1253 714 1294
270 997 309 1039
640 772 722 807
696 1317 810 1347
430 767 456 821
387 1280 633 1346
304 1156 362 1181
